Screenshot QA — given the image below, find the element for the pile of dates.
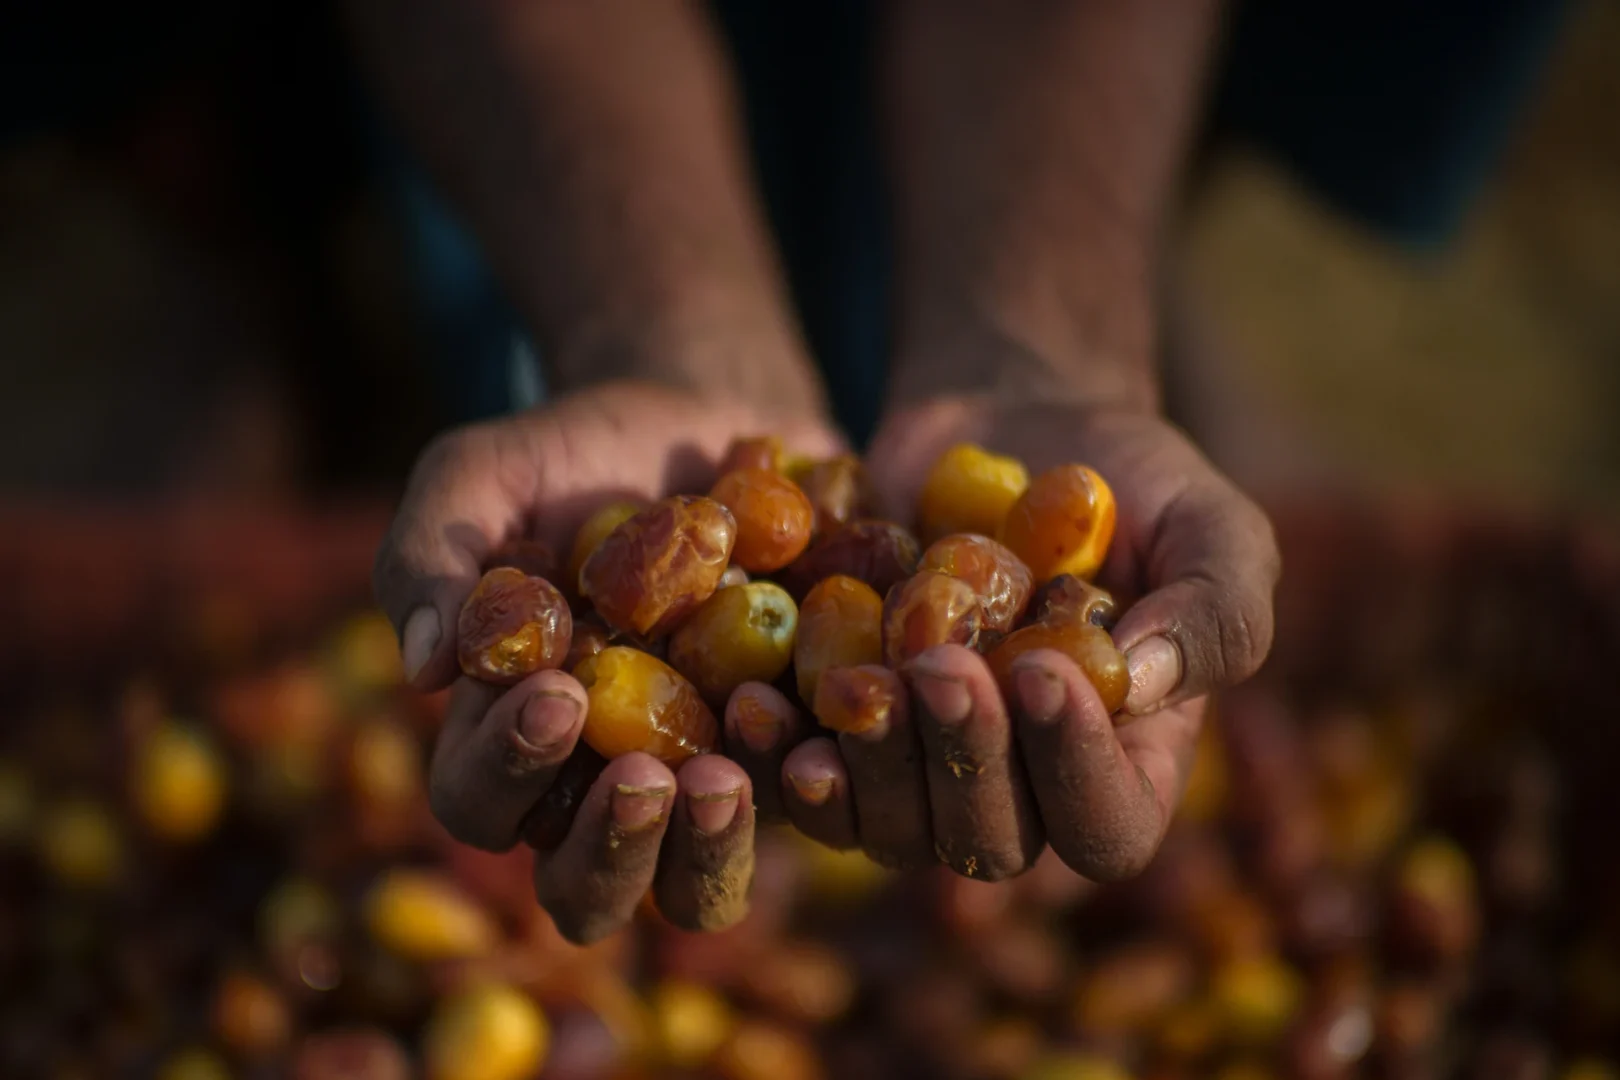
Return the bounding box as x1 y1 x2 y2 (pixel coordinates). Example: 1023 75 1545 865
1 454 1618 1080
457 438 1127 774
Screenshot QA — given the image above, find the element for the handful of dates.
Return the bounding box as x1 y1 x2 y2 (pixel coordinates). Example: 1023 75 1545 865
453 438 1127 768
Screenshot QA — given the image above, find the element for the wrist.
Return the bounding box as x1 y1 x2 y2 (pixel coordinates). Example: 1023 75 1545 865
545 298 831 423
886 300 1160 417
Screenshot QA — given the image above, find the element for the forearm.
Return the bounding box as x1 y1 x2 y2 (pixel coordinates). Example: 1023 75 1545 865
884 0 1222 412
346 0 825 415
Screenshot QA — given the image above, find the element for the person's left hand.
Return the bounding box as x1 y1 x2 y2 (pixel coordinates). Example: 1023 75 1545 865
777 393 1279 883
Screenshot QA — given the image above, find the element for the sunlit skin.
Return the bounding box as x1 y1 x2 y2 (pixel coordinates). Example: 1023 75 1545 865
367 0 1278 941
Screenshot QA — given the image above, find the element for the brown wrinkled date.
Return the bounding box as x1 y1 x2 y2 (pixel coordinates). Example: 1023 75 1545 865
579 495 737 638
881 571 982 668
779 520 920 603
1029 574 1118 630
568 498 650 589
919 533 1033 635
456 568 572 685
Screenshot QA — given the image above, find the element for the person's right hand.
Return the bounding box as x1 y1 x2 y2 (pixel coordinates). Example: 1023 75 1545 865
373 380 844 944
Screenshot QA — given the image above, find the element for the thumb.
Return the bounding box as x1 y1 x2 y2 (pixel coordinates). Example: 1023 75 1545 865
373 423 540 690
1110 482 1280 715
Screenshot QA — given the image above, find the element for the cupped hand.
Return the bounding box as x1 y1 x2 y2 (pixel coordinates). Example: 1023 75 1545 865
779 394 1279 883
373 380 844 942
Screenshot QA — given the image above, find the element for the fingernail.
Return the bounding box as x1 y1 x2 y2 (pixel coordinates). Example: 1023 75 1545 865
908 665 971 726
686 788 741 835
733 694 781 754
611 784 670 831
1124 635 1182 715
1013 662 1066 724
786 772 834 806
401 607 440 683
515 691 581 757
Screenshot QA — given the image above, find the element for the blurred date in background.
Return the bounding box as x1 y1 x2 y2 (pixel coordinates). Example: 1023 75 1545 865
0 503 1617 1080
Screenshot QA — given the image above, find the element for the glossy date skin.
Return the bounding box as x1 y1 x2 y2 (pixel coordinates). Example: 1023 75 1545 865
794 575 885 707
457 568 573 685
998 464 1117 583
668 582 799 709
919 533 1033 635
575 646 721 766
882 571 983 669
579 495 737 638
710 468 815 573
984 622 1129 716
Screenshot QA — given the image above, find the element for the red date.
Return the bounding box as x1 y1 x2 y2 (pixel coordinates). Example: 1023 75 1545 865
779 520 920 603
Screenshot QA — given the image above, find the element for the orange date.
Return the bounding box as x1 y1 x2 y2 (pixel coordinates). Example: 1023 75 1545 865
794 575 884 706
668 582 799 708
575 647 719 765
719 434 786 475
457 568 572 685
881 571 983 668
710 468 815 573
779 520 920 603
999 464 1116 583
985 621 1129 715
919 533 1034 635
579 495 736 638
